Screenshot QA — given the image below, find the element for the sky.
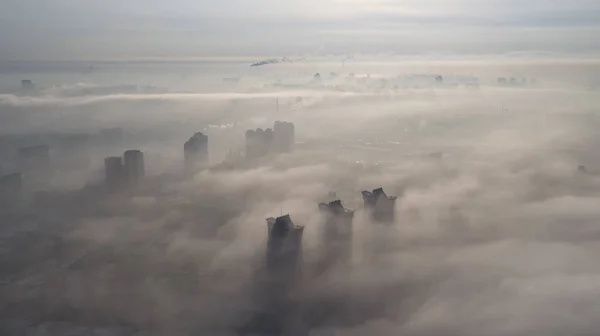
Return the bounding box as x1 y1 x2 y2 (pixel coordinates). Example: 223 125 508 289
0 0 600 60
1 0 599 61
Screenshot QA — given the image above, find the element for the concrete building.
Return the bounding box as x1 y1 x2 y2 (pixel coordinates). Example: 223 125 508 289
246 128 273 159
362 187 398 223
19 145 50 171
266 215 304 276
104 156 124 188
123 150 145 184
184 132 209 173
273 121 295 153
318 200 355 266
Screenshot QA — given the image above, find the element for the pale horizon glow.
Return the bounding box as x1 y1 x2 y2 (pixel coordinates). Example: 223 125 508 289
1 0 599 60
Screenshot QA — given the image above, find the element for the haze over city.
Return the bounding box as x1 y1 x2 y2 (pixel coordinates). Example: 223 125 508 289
1 1 600 335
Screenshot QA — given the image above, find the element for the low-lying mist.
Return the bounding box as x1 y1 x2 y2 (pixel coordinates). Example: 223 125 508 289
1 59 600 335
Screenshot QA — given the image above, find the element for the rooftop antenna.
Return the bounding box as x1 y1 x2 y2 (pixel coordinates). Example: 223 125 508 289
276 97 279 114
280 204 283 217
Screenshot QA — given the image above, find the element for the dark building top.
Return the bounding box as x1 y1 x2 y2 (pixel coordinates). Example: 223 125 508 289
318 200 355 217
267 215 303 240
184 132 208 152
361 187 397 206
362 187 398 223
184 132 209 171
21 79 35 90
266 215 304 272
124 149 145 182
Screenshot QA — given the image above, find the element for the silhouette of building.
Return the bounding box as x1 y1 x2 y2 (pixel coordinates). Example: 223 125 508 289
246 128 273 159
0 173 22 203
21 79 35 91
123 150 145 184
184 132 208 173
104 156 124 189
266 215 304 277
273 121 295 153
19 145 50 171
362 187 398 223
318 200 355 266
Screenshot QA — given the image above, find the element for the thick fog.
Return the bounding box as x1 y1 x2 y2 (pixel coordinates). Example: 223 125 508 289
1 58 600 335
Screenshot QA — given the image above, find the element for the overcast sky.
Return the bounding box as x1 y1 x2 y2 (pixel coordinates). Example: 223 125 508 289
1 0 599 60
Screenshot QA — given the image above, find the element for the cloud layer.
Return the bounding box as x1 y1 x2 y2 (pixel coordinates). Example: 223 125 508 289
2 59 600 335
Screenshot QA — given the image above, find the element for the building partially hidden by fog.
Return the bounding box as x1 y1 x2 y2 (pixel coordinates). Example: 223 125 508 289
362 187 398 223
266 215 304 277
19 145 50 172
104 156 124 189
318 200 355 266
246 128 273 159
184 132 208 173
21 79 35 91
273 121 295 153
239 215 305 336
124 150 145 184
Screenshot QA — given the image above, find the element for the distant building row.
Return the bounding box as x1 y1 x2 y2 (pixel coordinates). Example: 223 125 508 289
246 121 295 159
104 150 145 189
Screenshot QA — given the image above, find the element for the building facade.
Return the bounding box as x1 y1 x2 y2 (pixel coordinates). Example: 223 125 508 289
184 132 209 173
362 187 398 223
318 200 355 266
124 150 145 184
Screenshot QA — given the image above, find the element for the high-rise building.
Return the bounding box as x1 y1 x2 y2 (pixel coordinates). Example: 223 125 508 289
184 132 208 173
318 200 355 266
246 128 273 159
123 150 145 184
273 121 295 153
266 215 304 276
362 187 398 223
104 156 124 188
19 145 50 172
